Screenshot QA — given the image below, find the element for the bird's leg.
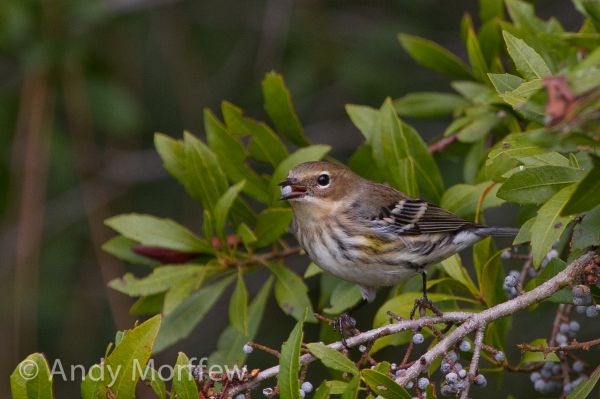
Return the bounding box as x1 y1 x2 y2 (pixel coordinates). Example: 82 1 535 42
410 271 443 319
332 298 367 347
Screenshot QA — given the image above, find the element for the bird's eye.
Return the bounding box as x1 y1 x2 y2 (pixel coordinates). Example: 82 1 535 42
317 173 330 187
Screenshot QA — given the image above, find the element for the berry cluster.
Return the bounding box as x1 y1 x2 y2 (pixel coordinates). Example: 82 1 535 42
503 270 521 298
572 285 599 318
437 351 486 396
530 361 587 395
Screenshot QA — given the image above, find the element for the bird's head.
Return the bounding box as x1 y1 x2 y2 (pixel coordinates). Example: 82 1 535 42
279 161 357 204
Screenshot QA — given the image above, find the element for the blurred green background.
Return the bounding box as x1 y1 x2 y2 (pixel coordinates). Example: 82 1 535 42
0 0 588 397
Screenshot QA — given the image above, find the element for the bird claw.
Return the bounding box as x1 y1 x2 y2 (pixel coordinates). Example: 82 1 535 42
332 313 358 347
409 296 443 320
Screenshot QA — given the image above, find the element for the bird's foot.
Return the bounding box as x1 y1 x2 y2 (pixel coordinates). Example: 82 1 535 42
409 296 443 320
331 313 358 348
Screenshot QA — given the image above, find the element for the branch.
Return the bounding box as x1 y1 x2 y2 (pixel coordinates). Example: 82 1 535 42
428 134 458 153
460 326 484 399
517 337 600 353
225 251 596 397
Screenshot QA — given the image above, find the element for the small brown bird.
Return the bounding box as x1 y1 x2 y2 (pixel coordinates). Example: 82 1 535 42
279 161 516 331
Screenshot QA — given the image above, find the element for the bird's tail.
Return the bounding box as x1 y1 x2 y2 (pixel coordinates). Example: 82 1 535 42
472 226 519 236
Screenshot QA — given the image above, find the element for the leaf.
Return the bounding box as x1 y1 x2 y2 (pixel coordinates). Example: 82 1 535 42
567 365 600 399
130 294 164 316
154 133 186 182
254 208 293 248
246 119 289 167
502 31 552 79
374 292 476 327
398 34 473 79
520 339 561 364
214 181 246 236
440 182 504 219
105 214 211 253
279 313 305 399
306 343 359 375
514 217 535 245
456 114 500 143
268 262 316 322
572 206 600 251
394 92 467 118
101 315 161 398
497 166 585 204
324 280 362 314
313 382 332 399
229 271 249 335
10 353 54 399
341 375 360 399
154 276 234 352
562 157 600 214
162 269 211 314
466 28 489 83
441 254 479 297
172 352 199 399
304 262 323 278
142 367 166 399
262 72 309 146
208 277 273 366
236 223 257 246
530 185 577 266
269 145 331 203
361 369 412 399
109 265 205 296
488 73 525 94
479 247 507 307
346 104 379 141
102 236 158 266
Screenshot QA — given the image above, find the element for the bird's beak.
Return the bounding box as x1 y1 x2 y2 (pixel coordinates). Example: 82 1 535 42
279 178 307 200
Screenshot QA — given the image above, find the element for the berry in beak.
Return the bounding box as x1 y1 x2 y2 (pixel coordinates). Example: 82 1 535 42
279 178 307 200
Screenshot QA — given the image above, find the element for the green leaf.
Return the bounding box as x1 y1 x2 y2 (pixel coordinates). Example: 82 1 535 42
341 375 360 399
466 29 489 83
254 208 293 248
440 182 504 219
567 365 600 399
394 92 467 118
361 369 411 399
313 382 332 399
183 131 229 210
154 133 186 182
374 292 476 327
163 270 209 314
229 271 249 335
236 223 257 246
279 313 305 399
488 73 525 94
530 185 577 266
105 214 211 253
480 0 504 22
214 181 246 236
172 352 199 399
478 246 507 306
520 339 561 364
324 280 362 314
572 206 600 251
304 262 323 278
102 236 158 266
246 119 289 167
11 353 54 399
208 277 273 366
269 145 331 203
131 294 164 316
562 157 600 214
441 254 479 297
497 166 585 204
142 367 166 399
155 276 234 352
502 31 552 79
101 315 161 398
514 217 535 245
346 104 379 141
456 114 500 143
306 343 359 375
325 381 349 395
268 262 316 322
398 34 473 79
109 265 205 296
262 72 309 146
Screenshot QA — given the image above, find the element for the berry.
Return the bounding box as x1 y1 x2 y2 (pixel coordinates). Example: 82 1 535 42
559 323 570 334
299 390 305 398
406 381 414 389
552 364 562 375
569 320 580 332
474 374 487 387
262 388 273 396
494 351 505 362
440 385 453 396
454 362 463 371
359 345 367 353
573 360 584 373
459 340 471 352
301 382 313 393
446 372 458 383
576 305 587 314
530 372 541 382
534 379 545 392
563 383 573 394
458 369 467 378
509 270 521 279
556 333 568 345
586 305 599 318
547 249 559 260
440 361 451 374
242 344 253 354
235 395 245 399
447 351 458 362
390 363 397 371
417 377 429 390
504 275 518 288
412 333 425 345
501 250 511 259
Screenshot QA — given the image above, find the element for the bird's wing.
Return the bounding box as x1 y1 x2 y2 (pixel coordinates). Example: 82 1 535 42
363 195 479 236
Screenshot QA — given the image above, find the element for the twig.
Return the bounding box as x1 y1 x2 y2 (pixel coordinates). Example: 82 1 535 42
428 134 458 153
517 337 600 353
474 181 497 224
248 342 281 358
460 326 484 399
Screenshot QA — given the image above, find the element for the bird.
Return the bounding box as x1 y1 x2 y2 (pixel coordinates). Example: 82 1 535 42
279 161 517 340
